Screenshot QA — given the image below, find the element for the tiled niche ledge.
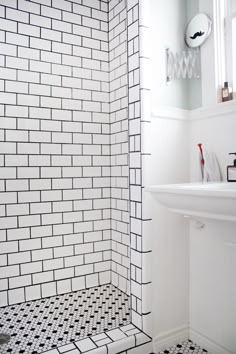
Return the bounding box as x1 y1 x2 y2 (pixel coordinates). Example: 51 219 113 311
42 326 152 354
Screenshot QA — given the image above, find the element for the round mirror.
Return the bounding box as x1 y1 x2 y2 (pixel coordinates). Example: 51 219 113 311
185 13 212 48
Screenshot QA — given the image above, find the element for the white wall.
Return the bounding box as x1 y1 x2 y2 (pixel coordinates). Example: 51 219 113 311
149 0 191 349
190 107 236 181
150 0 189 110
147 115 190 350
190 220 236 354
187 0 202 110
148 0 236 353
189 104 236 354
189 7 236 343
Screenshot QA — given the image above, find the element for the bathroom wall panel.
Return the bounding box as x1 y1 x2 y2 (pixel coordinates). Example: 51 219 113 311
189 110 236 353
0 0 111 306
147 116 190 344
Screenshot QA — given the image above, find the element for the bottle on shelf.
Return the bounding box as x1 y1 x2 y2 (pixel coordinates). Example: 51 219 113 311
221 81 233 102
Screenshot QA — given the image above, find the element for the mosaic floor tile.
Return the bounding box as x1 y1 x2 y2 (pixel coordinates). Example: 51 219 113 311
0 284 130 354
158 340 208 354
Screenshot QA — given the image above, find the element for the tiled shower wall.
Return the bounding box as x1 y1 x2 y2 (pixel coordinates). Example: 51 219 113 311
0 0 114 306
127 0 152 334
109 0 129 294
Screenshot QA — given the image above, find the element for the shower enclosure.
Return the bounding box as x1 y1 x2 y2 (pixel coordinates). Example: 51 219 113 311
0 0 152 353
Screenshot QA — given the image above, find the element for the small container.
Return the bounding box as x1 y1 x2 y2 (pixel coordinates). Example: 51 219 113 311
222 81 230 102
227 153 236 182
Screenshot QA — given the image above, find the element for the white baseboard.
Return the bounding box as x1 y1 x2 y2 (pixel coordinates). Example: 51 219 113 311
189 328 233 354
153 325 234 354
153 325 189 353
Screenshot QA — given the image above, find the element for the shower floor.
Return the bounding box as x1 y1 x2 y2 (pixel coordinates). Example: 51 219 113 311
0 284 130 354
158 340 208 353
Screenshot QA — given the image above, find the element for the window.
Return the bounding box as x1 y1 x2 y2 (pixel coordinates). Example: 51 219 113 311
214 0 236 99
232 16 236 91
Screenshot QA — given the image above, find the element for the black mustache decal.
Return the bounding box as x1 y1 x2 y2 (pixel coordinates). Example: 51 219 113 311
190 31 205 40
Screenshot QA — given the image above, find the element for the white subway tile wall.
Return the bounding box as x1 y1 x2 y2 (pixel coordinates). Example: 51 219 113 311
128 0 153 335
0 0 116 306
109 0 129 294
127 0 152 334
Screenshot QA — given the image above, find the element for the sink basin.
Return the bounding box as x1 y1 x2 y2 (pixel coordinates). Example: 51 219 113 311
145 182 236 222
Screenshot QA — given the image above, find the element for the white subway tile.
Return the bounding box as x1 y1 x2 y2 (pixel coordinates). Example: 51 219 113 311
57 279 71 294
31 225 52 239
42 235 63 248
0 0 17 9
41 50 61 64
7 203 29 216
0 264 19 279
55 267 74 280
9 274 31 289
33 271 53 284
6 81 28 94
30 60 51 73
6 32 29 47
0 18 17 32
0 43 17 57
19 214 41 228
31 202 52 215
6 7 29 23
43 258 64 271
52 41 72 55
62 11 81 24
41 73 61 86
75 338 97 352
41 281 57 297
52 63 71 76
29 83 51 96
21 261 42 274
73 4 91 17
42 212 62 225
30 13 51 28
8 288 25 305
0 92 16 104
18 70 40 83
52 19 72 33
25 285 41 301
41 5 62 19
18 0 40 14
41 28 62 42
18 22 40 37
41 96 61 108
30 37 51 51
29 155 50 166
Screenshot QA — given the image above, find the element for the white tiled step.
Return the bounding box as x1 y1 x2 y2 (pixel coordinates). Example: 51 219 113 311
42 326 151 354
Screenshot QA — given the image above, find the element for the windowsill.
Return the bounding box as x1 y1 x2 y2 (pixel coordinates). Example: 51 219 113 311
151 99 236 121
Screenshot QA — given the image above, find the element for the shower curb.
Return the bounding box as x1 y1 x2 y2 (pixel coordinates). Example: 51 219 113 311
42 325 152 354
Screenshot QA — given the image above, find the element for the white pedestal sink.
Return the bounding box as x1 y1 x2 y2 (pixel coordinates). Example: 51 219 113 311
145 182 236 222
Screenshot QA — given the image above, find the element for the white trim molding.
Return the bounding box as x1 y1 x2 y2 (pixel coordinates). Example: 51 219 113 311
190 327 234 354
153 325 189 353
152 100 236 121
151 107 189 121
190 99 236 120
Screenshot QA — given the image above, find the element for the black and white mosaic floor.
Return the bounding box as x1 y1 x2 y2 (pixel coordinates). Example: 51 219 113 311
0 284 130 354
158 340 208 353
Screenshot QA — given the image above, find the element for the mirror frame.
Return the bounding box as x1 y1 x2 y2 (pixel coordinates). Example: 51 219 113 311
185 13 212 48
